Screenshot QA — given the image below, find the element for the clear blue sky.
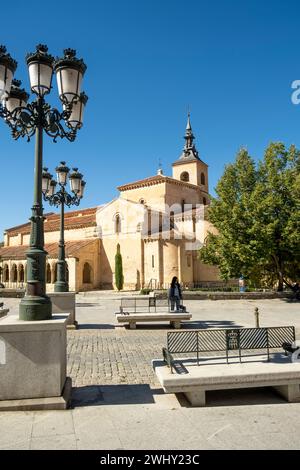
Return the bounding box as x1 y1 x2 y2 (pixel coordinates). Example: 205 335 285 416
1 0 300 237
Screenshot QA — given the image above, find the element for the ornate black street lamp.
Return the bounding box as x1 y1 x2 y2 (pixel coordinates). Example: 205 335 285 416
0 45 88 320
42 162 86 292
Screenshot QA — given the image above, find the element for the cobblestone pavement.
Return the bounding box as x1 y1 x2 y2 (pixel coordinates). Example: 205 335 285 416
67 296 300 388
67 327 165 387
3 295 300 389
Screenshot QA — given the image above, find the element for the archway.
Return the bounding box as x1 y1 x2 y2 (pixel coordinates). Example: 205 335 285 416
83 262 92 284
3 264 9 282
11 264 17 283
18 264 24 283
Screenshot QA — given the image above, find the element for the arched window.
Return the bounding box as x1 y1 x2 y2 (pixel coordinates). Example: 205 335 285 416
203 197 207 205
11 264 17 282
115 214 121 234
170 211 175 230
83 262 92 284
201 172 206 185
19 264 24 283
180 171 189 182
46 263 51 283
3 264 9 282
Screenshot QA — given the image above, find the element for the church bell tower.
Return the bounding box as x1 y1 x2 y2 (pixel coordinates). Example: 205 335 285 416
172 114 208 193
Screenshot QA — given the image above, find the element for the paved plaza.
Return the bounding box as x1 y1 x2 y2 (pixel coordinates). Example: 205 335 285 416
0 294 300 450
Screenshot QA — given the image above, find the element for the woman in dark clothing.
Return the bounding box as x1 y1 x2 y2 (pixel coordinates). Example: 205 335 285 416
169 276 182 311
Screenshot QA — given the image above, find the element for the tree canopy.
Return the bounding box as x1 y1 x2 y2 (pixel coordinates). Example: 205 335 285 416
199 143 300 290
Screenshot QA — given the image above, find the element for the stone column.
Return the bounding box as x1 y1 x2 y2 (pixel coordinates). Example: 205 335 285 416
51 263 56 284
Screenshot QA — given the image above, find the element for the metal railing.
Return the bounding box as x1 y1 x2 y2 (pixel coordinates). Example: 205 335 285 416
163 326 296 372
119 297 185 314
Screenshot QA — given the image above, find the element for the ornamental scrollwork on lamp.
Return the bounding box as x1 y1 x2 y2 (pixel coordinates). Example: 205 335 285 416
42 163 86 208
0 45 88 142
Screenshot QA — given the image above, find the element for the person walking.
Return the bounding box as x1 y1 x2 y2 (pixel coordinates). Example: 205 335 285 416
169 276 182 311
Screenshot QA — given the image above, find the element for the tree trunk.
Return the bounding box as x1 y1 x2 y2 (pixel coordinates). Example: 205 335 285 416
277 273 284 291
272 254 284 291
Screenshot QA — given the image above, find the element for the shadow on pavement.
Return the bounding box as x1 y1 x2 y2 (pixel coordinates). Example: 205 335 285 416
77 323 115 330
75 320 243 330
282 298 300 303
183 320 243 329
177 387 286 408
76 303 101 307
71 384 160 407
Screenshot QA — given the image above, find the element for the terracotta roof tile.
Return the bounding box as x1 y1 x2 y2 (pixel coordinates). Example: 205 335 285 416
5 207 97 236
0 239 97 260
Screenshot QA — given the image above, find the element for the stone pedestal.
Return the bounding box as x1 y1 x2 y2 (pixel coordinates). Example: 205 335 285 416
48 292 77 329
0 309 9 319
0 314 71 410
185 390 206 406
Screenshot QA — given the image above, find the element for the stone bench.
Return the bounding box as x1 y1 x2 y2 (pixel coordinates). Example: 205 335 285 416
0 308 9 319
153 355 300 406
116 312 192 329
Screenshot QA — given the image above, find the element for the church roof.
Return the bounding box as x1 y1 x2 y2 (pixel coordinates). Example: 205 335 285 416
0 239 97 260
5 206 98 236
172 113 207 166
117 174 203 192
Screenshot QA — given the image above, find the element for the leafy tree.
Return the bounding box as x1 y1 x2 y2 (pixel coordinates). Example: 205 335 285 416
115 244 124 291
199 144 300 290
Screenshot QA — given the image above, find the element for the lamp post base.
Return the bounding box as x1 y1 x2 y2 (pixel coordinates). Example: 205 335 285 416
19 295 52 321
54 281 69 293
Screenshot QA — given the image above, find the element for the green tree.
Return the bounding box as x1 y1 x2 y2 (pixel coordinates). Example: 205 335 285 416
115 244 124 291
199 144 300 290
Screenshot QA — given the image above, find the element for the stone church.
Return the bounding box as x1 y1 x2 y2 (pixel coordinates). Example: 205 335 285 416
0 115 219 291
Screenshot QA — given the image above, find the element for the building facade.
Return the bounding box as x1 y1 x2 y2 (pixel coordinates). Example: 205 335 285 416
0 116 220 291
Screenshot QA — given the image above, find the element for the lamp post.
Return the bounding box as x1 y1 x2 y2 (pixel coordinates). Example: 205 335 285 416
42 162 86 292
0 45 88 320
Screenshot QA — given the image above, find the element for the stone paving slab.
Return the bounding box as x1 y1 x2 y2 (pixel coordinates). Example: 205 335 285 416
1 296 300 449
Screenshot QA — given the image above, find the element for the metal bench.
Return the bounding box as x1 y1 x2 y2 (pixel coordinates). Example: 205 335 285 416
119 297 185 314
163 326 296 372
